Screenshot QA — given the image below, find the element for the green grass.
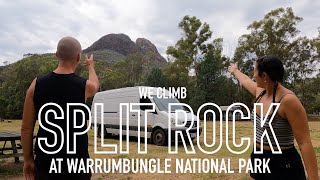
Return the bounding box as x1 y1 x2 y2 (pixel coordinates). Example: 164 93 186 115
0 120 319 179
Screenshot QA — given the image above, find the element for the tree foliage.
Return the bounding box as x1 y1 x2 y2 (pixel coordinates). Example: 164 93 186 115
232 7 320 111
166 15 212 74
146 68 168 87
234 7 320 86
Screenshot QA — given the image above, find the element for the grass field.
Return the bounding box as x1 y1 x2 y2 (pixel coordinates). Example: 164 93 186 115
0 120 319 180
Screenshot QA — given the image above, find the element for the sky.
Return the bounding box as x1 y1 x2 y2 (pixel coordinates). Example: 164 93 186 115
0 0 319 65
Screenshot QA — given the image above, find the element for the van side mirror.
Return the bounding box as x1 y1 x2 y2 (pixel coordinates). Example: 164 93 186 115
140 97 156 114
140 105 154 111
140 106 157 115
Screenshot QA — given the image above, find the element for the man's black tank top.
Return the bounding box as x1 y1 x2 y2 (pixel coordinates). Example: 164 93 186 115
33 72 89 161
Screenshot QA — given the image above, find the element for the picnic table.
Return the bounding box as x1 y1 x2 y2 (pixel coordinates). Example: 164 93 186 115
0 131 23 162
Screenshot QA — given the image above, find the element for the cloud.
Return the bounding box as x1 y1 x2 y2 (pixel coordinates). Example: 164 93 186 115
0 0 319 65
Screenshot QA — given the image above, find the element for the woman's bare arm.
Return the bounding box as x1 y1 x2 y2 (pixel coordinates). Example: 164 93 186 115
228 63 263 97
282 94 319 180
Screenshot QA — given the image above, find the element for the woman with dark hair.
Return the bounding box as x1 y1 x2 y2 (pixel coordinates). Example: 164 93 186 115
228 56 318 180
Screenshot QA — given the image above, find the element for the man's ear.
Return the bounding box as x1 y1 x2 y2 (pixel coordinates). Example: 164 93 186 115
76 53 80 62
55 52 59 59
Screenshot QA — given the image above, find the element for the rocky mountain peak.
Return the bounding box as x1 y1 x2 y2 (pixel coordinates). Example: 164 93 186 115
83 33 140 56
83 33 167 64
136 38 158 54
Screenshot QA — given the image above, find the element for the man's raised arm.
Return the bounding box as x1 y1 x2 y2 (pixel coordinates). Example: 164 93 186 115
84 54 100 99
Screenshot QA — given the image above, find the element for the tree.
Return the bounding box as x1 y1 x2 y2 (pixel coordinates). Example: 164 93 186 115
166 15 212 75
234 7 319 87
232 7 320 111
197 39 225 103
124 53 144 84
295 76 320 113
163 61 189 88
112 53 144 86
145 68 168 87
0 54 58 118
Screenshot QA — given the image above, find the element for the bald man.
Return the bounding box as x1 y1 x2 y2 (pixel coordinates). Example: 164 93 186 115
21 36 99 180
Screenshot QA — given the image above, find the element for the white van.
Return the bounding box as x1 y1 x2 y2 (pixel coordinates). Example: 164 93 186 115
91 86 201 146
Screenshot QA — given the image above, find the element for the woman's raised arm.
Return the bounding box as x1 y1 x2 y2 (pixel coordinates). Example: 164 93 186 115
228 63 262 97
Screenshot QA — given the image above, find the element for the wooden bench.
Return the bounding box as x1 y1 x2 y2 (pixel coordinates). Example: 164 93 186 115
0 131 23 163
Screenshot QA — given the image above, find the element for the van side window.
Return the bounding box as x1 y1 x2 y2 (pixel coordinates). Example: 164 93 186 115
140 97 154 111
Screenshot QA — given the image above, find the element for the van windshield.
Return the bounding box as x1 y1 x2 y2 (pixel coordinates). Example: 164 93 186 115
152 96 190 112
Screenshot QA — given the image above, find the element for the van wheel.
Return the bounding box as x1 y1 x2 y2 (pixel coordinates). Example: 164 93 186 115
98 125 108 138
152 129 167 146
